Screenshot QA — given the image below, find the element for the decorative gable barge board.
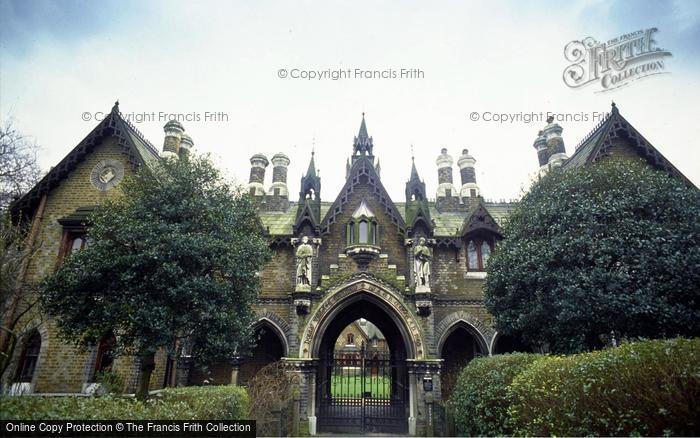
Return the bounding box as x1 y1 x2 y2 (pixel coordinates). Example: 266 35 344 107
591 113 694 187
10 105 160 219
320 157 406 235
566 107 696 189
460 201 502 237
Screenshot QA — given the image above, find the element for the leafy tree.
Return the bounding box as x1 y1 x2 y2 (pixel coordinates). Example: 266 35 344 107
41 155 271 399
485 160 700 353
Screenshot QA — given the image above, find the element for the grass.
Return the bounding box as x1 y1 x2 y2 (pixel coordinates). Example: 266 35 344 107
330 374 391 398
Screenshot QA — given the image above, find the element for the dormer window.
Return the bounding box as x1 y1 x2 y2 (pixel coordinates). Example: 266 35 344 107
358 221 369 243
346 200 378 247
467 238 493 271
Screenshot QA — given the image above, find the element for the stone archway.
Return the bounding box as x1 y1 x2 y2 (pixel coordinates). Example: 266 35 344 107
300 275 425 360
490 331 531 354
237 315 289 386
434 311 495 354
300 275 424 435
435 311 494 400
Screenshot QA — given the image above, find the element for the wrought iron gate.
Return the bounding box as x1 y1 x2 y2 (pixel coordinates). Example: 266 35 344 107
318 347 408 434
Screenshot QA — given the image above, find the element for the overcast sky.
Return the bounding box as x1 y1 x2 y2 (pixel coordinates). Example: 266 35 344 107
2 0 699 202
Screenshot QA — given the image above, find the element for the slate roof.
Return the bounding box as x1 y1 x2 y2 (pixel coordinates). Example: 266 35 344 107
259 200 516 236
357 320 385 340
10 102 161 218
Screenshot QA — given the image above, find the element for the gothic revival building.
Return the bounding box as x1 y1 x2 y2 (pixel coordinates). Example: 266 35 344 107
4 102 693 435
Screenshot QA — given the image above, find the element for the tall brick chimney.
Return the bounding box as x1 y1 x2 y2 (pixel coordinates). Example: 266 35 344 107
248 153 269 196
436 148 459 212
178 133 193 159
268 152 290 197
161 120 184 159
458 148 479 200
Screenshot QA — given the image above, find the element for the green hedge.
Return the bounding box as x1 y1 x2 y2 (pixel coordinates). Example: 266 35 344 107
1 385 249 421
450 353 541 436
508 338 700 436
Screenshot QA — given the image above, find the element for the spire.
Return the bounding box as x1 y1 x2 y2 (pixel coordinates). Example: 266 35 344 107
306 150 317 177
406 149 427 202
358 112 369 140
410 154 419 181
299 149 321 203
352 112 374 160
111 100 120 114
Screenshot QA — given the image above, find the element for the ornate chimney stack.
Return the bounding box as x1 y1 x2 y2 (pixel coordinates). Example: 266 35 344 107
161 120 184 159
178 133 193 159
458 148 479 200
534 115 568 175
248 153 269 196
267 152 291 211
533 130 549 170
436 148 459 211
543 116 568 169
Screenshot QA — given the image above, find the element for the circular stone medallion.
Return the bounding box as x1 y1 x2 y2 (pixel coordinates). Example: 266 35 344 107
90 159 124 191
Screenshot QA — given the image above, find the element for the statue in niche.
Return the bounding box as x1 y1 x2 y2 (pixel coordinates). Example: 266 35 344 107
296 236 313 286
414 237 432 288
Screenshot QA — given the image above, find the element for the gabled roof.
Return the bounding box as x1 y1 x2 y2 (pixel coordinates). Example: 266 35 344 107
563 103 695 187
460 199 501 237
294 199 321 233
11 102 161 217
320 155 406 235
352 199 375 218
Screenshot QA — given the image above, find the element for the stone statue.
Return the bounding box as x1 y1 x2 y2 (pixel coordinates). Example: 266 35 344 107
295 236 313 286
413 237 432 288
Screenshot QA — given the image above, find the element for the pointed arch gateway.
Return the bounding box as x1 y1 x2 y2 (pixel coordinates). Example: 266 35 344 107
300 275 424 434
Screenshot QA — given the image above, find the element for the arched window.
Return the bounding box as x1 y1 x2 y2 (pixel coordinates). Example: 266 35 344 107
358 221 369 243
92 333 116 381
15 331 41 383
467 241 478 270
346 201 379 248
467 239 493 271
481 241 491 266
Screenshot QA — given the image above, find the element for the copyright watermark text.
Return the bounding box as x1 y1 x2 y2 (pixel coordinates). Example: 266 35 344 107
81 111 229 123
469 111 611 124
277 67 424 80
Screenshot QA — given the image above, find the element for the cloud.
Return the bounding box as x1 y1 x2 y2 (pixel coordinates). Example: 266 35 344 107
1 0 698 204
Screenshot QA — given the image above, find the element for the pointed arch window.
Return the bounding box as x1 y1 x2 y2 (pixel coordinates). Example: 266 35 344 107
467 238 493 271
358 221 369 243
346 200 378 247
15 331 41 383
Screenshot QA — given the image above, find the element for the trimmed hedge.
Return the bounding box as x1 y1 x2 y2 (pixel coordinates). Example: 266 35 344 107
450 353 541 436
450 339 699 437
0 385 249 421
508 338 700 436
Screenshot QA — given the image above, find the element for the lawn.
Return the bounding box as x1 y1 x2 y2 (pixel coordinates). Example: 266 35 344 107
331 374 391 398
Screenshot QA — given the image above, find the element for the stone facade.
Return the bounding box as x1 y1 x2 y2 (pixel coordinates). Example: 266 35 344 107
4 102 693 436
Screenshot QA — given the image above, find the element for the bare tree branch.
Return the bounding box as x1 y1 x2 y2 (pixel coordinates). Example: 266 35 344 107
0 120 42 210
